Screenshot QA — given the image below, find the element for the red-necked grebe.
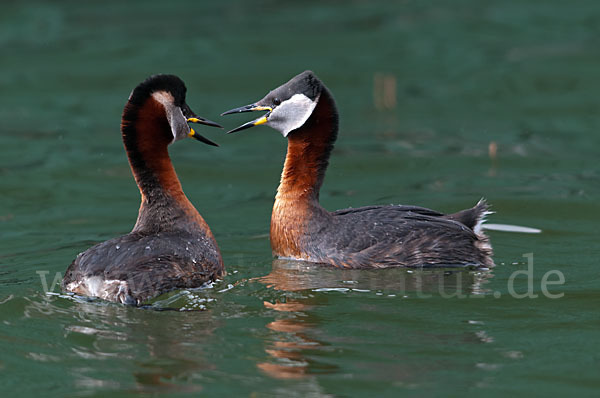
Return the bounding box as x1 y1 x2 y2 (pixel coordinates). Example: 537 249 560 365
62 74 225 305
222 71 493 268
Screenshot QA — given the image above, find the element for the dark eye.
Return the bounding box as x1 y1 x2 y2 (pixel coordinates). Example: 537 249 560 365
273 98 281 106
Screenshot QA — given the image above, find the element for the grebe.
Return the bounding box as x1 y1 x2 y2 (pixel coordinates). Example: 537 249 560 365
62 74 225 305
222 71 493 268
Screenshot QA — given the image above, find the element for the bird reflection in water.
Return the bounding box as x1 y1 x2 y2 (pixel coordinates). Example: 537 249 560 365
257 262 334 380
262 259 494 296
257 299 323 379
256 259 495 380
24 295 218 394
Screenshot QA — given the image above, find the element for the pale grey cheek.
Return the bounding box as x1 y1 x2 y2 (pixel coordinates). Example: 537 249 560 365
173 118 190 141
268 108 306 136
265 93 319 137
168 110 190 142
268 114 293 136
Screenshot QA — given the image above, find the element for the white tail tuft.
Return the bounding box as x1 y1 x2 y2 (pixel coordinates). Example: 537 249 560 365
473 198 494 235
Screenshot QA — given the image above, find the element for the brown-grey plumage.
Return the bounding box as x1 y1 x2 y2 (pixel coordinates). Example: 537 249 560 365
301 201 493 268
62 74 224 305
223 71 493 269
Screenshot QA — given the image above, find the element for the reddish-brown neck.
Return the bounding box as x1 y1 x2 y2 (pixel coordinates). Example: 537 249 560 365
121 97 207 233
127 98 182 198
270 88 338 257
275 88 338 203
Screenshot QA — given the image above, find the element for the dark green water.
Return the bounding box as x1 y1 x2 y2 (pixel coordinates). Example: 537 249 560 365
1 1 599 396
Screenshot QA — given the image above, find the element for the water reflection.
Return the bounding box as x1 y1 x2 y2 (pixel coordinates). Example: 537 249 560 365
256 259 496 381
71 301 214 394
23 294 217 394
261 259 494 295
257 298 326 379
17 264 503 393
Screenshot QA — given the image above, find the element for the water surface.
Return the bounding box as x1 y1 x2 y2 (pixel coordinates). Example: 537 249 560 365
1 1 599 396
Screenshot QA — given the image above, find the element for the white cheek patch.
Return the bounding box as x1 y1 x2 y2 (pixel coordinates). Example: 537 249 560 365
152 91 188 142
267 93 319 137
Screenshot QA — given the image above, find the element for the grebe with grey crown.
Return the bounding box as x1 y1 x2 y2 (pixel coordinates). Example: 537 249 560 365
222 71 493 268
62 74 225 305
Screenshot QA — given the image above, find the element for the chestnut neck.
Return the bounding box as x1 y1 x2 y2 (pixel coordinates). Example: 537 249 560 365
275 87 339 207
121 97 203 233
270 87 338 257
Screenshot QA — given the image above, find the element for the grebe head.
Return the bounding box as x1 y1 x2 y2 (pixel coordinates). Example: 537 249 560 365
126 74 222 146
222 70 322 137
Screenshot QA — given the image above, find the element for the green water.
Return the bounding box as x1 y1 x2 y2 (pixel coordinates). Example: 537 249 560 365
1 0 599 396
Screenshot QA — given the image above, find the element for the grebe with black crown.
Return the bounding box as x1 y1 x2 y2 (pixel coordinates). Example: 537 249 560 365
222 71 493 269
62 74 225 305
